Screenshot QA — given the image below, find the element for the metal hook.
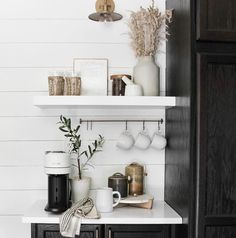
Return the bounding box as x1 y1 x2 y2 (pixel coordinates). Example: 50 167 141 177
158 121 161 132
143 121 145 131
86 120 89 131
125 121 128 130
90 121 93 131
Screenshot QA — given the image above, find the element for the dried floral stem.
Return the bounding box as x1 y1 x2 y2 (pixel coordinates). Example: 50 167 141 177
128 1 172 57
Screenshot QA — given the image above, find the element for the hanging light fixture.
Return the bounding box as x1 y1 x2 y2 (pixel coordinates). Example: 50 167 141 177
88 0 123 22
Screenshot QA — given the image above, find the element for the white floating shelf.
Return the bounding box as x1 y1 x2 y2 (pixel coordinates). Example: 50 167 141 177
33 96 176 109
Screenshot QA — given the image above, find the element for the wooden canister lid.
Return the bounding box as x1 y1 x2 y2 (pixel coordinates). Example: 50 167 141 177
110 74 132 80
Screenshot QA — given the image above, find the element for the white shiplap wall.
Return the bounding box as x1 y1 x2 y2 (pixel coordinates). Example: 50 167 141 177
0 1 166 237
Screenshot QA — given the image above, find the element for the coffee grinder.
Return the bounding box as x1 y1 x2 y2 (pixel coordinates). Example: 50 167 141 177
44 151 71 213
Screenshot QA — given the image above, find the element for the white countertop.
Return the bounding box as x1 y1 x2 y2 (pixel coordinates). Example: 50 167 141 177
22 200 182 224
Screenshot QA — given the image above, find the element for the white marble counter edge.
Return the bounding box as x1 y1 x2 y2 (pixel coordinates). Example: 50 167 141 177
22 200 182 225
22 217 182 224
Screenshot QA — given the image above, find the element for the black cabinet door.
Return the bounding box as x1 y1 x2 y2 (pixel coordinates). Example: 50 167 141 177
197 0 236 42
105 225 170 238
31 224 171 238
197 53 236 238
32 224 103 238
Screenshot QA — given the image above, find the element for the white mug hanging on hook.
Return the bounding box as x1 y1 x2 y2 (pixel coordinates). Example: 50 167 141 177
134 121 152 150
150 121 167 150
116 121 135 150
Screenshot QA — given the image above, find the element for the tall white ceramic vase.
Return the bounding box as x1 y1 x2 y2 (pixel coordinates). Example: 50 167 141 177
133 56 160 96
70 176 91 203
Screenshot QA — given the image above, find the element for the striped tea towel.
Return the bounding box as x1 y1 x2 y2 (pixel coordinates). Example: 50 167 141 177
60 197 100 237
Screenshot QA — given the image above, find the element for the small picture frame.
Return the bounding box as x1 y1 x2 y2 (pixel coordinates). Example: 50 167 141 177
73 58 108 96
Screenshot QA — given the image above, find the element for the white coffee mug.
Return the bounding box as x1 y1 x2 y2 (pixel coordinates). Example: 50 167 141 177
116 130 135 150
134 131 152 150
150 133 167 150
96 187 121 213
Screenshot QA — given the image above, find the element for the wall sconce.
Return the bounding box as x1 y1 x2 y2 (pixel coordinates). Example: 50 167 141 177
88 0 123 22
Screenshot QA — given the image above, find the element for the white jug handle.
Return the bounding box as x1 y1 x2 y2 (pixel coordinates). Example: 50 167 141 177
112 191 121 207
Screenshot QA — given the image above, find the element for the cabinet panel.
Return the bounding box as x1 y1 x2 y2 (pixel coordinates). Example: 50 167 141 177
42 230 96 238
205 61 236 216
105 225 169 238
32 224 102 238
32 224 171 238
197 0 236 41
198 53 236 217
205 226 236 238
197 53 236 237
44 232 61 238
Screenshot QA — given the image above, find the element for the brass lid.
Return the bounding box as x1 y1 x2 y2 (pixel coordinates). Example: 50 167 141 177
126 162 143 169
125 163 147 176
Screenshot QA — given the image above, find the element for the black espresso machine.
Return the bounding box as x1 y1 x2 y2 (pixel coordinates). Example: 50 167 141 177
44 151 71 213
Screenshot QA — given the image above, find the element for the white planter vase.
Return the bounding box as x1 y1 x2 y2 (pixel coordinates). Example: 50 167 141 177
133 56 160 96
70 176 91 203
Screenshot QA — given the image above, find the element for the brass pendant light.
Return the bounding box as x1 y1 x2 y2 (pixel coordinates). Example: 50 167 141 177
88 0 123 22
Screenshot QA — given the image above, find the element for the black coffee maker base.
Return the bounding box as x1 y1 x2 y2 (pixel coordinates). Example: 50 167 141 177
45 202 71 213
45 174 71 214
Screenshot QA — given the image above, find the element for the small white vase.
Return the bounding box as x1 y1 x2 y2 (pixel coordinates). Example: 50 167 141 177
70 176 91 203
133 56 160 96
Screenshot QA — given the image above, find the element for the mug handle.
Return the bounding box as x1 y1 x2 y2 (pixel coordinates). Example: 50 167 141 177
112 191 121 207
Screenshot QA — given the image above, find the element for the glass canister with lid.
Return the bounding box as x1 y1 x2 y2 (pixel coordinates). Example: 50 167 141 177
110 74 131 96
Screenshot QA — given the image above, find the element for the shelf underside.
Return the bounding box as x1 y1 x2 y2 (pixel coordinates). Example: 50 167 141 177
33 96 176 109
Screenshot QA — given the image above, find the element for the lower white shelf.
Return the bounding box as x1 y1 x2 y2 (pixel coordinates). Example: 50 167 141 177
22 200 182 225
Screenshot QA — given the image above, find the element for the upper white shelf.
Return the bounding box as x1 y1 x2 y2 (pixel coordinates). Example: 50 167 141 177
33 96 176 109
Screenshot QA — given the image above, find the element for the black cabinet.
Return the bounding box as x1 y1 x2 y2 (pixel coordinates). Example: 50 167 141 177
105 225 170 238
31 224 170 238
166 0 236 238
197 53 236 237
31 224 102 238
197 0 236 41
205 226 236 238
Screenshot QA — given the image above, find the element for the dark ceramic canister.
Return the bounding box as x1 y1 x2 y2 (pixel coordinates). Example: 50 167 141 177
108 173 128 198
110 74 131 96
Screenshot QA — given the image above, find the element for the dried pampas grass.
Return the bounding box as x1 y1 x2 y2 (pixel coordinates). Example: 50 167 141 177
128 0 172 57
